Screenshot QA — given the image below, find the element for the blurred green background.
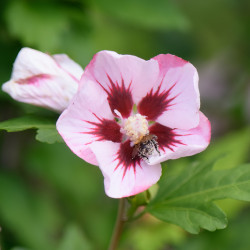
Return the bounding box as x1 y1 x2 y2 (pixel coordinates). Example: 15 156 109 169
0 0 249 249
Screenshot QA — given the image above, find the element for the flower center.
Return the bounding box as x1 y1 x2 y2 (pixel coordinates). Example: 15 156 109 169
123 114 149 145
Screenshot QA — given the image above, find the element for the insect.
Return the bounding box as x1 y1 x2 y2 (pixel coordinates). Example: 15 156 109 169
132 134 160 162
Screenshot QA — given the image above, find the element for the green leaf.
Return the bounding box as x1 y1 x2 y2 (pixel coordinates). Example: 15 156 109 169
57 224 93 250
91 0 189 31
147 159 250 234
36 127 63 144
0 116 50 132
199 127 250 170
176 204 250 250
0 116 63 144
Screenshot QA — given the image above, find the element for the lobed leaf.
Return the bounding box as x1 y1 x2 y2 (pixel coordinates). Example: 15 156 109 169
199 127 250 170
0 116 63 144
147 158 250 233
36 127 63 144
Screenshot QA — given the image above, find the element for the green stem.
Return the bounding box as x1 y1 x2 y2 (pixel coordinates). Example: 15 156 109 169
108 198 126 250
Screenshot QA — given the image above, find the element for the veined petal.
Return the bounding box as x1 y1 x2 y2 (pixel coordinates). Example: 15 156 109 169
2 75 77 112
90 140 162 198
138 54 200 130
82 50 159 118
53 54 84 81
56 78 119 165
148 112 211 165
2 48 83 112
11 48 65 80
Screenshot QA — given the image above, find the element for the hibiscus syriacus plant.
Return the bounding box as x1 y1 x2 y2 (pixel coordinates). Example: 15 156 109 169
56 50 211 198
2 48 250 250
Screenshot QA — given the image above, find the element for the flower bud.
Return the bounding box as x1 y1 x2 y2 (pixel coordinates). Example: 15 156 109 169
2 48 84 112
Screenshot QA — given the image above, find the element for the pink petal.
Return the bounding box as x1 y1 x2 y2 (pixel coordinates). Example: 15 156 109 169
2 48 83 112
138 54 200 130
2 76 77 112
56 78 118 165
52 54 84 81
11 48 65 80
82 50 159 118
89 140 162 198
148 112 211 165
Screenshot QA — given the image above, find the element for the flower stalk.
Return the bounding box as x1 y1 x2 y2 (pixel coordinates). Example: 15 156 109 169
108 198 126 250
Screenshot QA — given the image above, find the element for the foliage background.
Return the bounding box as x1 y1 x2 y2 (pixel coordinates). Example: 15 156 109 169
0 0 249 249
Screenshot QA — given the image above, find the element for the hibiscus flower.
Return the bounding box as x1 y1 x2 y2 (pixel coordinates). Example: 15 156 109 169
56 51 211 198
2 47 84 112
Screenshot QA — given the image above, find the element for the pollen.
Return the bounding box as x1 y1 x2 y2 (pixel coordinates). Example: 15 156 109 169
123 114 149 145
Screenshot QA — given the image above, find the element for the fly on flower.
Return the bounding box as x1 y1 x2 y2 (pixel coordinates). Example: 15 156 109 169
131 133 160 162
2 47 84 112
56 51 211 198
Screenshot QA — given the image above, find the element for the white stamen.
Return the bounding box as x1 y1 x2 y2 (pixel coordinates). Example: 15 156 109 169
114 109 123 119
123 114 149 144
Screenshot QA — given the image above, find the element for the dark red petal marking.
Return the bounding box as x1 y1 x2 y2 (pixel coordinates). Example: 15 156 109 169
138 80 178 121
83 113 122 143
17 74 51 85
114 140 141 178
149 122 185 152
96 74 133 118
